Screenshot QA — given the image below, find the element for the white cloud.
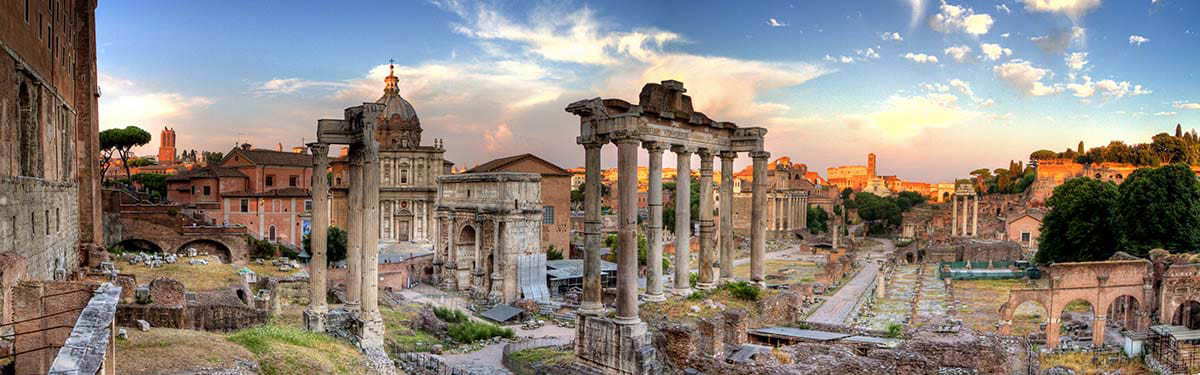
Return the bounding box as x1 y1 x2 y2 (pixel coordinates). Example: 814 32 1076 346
949 79 977 100
1031 26 1086 54
1174 102 1200 110
979 98 996 107
254 78 350 95
944 45 972 62
979 43 1013 61
1020 0 1102 21
483 123 513 151
1001 32 1011 38
840 56 856 63
99 73 214 132
922 82 951 92
880 32 903 41
996 4 1012 13
1065 52 1089 71
1155 111 1177 116
1065 76 1151 99
858 92 982 140
856 47 881 59
768 18 788 27
930 1 995 35
904 52 940 64
1129 35 1150 46
992 59 1061 96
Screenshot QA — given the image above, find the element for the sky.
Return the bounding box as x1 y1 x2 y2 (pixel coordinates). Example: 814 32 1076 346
96 0 1200 182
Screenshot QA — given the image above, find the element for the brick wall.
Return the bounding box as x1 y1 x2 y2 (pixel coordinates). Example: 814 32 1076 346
0 177 81 280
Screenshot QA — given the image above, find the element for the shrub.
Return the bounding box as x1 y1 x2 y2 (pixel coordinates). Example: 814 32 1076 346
447 320 514 344
433 307 469 324
723 281 761 301
885 323 903 338
546 245 563 261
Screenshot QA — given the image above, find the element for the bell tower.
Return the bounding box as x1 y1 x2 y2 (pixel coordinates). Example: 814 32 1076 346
158 127 176 164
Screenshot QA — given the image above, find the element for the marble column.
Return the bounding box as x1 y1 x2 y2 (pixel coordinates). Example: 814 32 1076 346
346 146 363 310
972 196 979 237
951 195 958 236
444 216 456 289
696 149 715 290
304 143 330 332
614 137 640 324
361 133 382 324
672 146 693 295
579 141 605 315
643 142 667 302
961 196 969 237
750 151 769 285
719 152 736 282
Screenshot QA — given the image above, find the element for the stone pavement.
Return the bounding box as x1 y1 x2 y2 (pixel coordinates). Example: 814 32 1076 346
804 239 892 326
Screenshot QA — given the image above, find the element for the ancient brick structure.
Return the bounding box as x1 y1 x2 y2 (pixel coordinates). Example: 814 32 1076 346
949 183 979 237
1 0 103 281
566 80 768 374
465 153 572 257
105 198 250 263
731 157 813 239
157 127 177 164
433 172 543 303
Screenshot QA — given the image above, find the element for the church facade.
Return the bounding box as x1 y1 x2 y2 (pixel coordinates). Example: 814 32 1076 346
331 66 452 244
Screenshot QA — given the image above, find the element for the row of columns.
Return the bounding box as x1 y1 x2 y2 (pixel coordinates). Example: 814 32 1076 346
579 136 769 325
768 193 807 232
950 193 979 237
304 138 383 343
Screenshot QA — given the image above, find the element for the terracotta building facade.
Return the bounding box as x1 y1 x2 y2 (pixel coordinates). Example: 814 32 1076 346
0 0 103 280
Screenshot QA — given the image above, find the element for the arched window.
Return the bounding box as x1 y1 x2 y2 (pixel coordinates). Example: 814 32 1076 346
268 225 277 242
18 82 41 177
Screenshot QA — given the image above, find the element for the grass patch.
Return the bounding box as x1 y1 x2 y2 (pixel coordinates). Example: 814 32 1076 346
434 306 469 324
119 255 295 291
382 305 446 353
116 328 255 375
228 324 370 375
508 347 572 366
1040 351 1150 374
447 320 515 344
732 259 819 285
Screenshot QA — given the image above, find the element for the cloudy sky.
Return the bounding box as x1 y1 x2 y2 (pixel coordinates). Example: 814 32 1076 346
97 0 1199 182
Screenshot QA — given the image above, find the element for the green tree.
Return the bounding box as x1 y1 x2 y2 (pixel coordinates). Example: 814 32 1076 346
1030 150 1058 160
1115 164 1200 256
807 206 829 233
1034 178 1121 264
203 151 225 166
854 192 901 234
100 126 152 181
128 157 157 167
130 173 168 200
302 226 349 264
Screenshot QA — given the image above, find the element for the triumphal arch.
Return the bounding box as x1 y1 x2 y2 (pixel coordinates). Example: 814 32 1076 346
566 80 768 374
999 259 1152 349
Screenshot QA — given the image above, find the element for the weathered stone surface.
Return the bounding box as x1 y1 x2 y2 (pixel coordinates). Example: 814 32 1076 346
48 284 121 375
148 278 186 307
137 319 150 331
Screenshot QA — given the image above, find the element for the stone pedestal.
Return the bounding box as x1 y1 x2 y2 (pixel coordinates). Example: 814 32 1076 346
303 309 328 332
358 313 386 350
575 315 658 375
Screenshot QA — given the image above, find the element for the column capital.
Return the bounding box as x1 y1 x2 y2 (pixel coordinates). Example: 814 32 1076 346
750 151 771 160
611 135 641 145
578 136 607 148
718 151 738 160
696 148 715 159
307 142 330 159
671 144 694 155
642 141 670 153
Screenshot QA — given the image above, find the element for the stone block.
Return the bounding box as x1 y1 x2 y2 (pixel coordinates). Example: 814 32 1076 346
137 319 150 331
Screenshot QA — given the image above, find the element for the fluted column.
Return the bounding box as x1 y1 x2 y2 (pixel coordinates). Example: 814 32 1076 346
972 196 979 237
961 196 969 236
361 130 382 324
951 195 958 236
672 146 693 295
579 141 605 315
643 142 668 302
305 143 330 332
696 149 716 290
346 146 363 310
719 152 736 282
750 151 769 285
614 136 640 324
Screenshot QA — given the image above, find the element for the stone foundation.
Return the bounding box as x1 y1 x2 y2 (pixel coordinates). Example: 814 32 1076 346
0 177 81 280
574 315 658 374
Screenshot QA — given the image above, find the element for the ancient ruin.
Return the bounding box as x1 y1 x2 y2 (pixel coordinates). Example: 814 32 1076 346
565 80 768 374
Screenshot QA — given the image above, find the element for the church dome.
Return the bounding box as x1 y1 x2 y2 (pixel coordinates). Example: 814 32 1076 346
376 64 420 124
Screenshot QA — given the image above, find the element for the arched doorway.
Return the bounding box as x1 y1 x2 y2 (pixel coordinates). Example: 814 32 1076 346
178 239 233 263
1173 301 1200 329
396 208 413 242
1058 299 1095 347
458 225 477 269
905 252 915 264
115 239 164 254
1009 300 1048 337
1107 295 1141 331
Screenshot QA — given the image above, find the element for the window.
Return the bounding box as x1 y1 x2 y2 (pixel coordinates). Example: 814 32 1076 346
191 186 195 195
25 0 30 22
44 210 49 234
266 175 275 187
400 169 408 184
289 175 298 187
240 199 249 213
1021 232 1030 243
55 208 59 231
542 206 555 224
268 226 277 242
304 200 313 212
203 186 211 196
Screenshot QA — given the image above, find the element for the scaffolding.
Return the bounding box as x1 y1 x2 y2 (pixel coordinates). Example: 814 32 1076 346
1149 325 1200 373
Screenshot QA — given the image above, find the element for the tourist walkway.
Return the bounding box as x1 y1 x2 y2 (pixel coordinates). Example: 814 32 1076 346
804 238 893 326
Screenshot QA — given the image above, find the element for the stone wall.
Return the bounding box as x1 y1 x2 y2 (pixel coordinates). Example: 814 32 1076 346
0 177 82 280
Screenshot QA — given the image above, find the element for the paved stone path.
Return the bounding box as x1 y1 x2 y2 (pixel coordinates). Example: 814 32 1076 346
804 238 893 326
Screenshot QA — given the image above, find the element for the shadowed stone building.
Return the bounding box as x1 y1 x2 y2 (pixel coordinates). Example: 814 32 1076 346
0 0 103 280
465 153 571 257
433 172 543 304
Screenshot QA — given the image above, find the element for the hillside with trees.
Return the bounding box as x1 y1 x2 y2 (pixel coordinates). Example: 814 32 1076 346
1029 124 1196 167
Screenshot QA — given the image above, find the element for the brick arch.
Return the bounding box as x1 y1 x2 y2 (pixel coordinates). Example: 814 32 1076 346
113 238 168 254
176 239 235 263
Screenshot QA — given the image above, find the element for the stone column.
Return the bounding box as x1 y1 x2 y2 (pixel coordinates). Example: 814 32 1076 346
444 216 456 289
719 152 736 282
346 146 363 310
972 196 979 237
614 136 641 324
305 143 330 332
579 141 605 315
961 196 969 237
750 151 769 285
643 142 667 302
696 149 716 290
1045 318 1061 349
360 127 384 348
672 146 693 295
1092 315 1106 347
951 195 958 236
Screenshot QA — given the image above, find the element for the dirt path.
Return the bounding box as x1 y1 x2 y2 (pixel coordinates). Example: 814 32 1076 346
804 238 894 325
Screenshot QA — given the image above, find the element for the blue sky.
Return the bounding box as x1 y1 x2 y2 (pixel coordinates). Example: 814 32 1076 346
96 0 1200 182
